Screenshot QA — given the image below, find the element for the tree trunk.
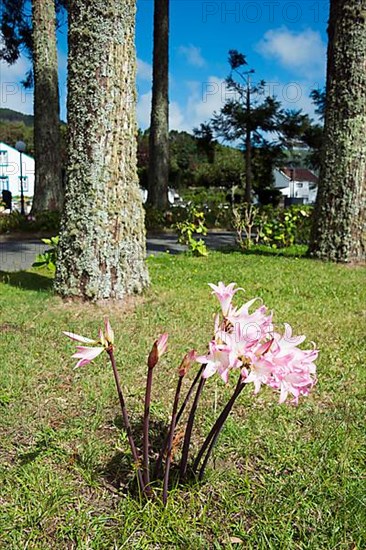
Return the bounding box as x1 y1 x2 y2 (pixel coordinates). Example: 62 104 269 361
31 0 63 213
147 0 169 210
55 0 149 301
309 0 366 262
245 84 252 204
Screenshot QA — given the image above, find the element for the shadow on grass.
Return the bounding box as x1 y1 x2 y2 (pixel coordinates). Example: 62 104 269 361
0 270 53 291
218 244 309 258
102 415 173 496
102 415 201 498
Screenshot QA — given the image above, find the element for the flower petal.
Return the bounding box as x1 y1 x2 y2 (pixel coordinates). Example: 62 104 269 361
63 331 96 344
72 346 104 362
104 317 114 345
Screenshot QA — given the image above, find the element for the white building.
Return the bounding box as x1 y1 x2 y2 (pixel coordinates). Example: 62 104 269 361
273 167 318 204
0 141 35 207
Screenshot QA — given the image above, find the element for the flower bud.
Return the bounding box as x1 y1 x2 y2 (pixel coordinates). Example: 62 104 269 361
148 333 169 369
178 350 196 377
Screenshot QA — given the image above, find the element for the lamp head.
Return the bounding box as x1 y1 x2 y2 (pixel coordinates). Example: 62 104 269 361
15 141 26 153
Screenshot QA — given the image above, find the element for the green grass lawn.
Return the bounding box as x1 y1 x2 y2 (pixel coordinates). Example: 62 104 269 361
1 252 365 549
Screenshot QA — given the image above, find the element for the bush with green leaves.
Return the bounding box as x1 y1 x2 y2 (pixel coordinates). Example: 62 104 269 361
0 210 60 234
175 208 208 256
259 205 312 248
233 204 313 250
180 187 232 228
32 236 59 272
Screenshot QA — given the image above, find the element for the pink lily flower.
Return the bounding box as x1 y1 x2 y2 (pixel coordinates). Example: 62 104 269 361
244 356 273 394
208 282 243 316
72 345 105 368
63 317 115 369
197 340 241 384
219 323 259 366
227 298 273 341
277 370 316 405
271 323 306 356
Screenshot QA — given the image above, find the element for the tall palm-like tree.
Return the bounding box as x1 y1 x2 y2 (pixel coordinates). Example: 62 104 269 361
32 0 63 212
147 0 169 210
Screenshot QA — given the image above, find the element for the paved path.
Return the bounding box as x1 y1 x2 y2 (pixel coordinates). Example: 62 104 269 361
0 232 236 272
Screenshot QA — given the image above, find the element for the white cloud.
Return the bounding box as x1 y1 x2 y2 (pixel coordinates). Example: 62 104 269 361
256 27 326 79
137 58 152 81
137 76 233 132
136 89 186 131
269 80 320 120
137 91 152 128
0 56 33 114
178 44 206 68
169 101 185 130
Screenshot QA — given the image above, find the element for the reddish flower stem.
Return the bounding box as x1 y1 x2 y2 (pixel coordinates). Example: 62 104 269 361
197 377 246 481
179 376 206 480
162 375 184 506
193 374 243 473
107 348 145 494
155 364 205 477
142 365 154 496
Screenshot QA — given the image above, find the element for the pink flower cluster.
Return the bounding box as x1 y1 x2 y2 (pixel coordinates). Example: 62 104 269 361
197 282 318 404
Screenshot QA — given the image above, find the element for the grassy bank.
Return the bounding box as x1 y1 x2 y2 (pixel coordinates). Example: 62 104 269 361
0 252 365 548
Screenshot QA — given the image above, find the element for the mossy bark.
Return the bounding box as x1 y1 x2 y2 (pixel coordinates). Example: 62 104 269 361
147 0 169 210
31 0 63 213
310 0 366 262
55 0 149 300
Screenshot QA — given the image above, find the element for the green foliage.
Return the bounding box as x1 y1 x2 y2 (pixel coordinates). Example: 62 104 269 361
138 128 244 191
0 211 60 234
258 205 312 248
232 202 259 249
180 187 232 229
32 236 59 272
144 187 234 231
143 206 166 231
0 121 34 155
233 204 313 250
175 208 208 256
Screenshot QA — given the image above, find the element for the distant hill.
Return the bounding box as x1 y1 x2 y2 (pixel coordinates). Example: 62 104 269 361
0 108 34 127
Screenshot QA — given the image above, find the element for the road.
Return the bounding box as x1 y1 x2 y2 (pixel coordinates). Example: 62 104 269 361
0 232 236 272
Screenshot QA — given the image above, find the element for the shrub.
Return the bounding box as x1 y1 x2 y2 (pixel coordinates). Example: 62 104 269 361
232 204 313 249
175 208 208 256
0 210 60 234
32 236 59 272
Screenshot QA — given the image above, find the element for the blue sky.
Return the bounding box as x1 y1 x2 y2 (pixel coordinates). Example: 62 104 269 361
1 0 330 132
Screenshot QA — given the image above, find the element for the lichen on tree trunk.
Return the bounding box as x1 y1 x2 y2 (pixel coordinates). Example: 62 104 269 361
310 0 366 262
31 0 63 213
54 0 149 301
147 0 169 210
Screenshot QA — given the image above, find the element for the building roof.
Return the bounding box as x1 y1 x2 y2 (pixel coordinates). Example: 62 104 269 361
0 141 34 160
280 167 318 184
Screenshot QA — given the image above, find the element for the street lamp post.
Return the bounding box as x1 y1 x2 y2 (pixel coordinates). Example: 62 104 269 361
15 140 26 215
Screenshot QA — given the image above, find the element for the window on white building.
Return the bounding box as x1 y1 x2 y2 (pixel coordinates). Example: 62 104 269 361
297 182 303 188
0 150 8 165
18 176 29 192
0 176 9 191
